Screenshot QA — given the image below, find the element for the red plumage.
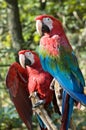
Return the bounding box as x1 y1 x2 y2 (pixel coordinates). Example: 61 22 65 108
6 62 32 130
19 50 53 105
6 50 60 130
36 14 72 50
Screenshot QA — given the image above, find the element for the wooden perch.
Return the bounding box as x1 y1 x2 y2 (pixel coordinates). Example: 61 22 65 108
30 92 58 130
51 79 76 130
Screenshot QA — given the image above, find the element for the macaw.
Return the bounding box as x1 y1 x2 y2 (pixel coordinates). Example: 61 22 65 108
35 14 86 130
18 50 60 130
18 50 53 106
6 50 60 130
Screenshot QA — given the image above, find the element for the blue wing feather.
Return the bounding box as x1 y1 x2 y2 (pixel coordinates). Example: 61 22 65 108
67 52 85 86
39 55 86 105
67 97 74 130
39 49 86 130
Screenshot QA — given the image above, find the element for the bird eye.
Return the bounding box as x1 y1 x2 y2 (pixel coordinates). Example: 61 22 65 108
46 18 50 21
25 52 32 58
43 17 51 23
28 52 32 55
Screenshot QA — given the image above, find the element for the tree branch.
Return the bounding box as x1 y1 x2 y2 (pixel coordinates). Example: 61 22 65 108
30 92 58 130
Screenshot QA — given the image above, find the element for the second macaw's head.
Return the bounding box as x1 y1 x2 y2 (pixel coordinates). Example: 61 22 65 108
35 14 65 37
18 50 41 68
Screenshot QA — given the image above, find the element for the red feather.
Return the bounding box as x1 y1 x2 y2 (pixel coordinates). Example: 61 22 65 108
6 62 32 130
19 50 54 105
6 50 61 130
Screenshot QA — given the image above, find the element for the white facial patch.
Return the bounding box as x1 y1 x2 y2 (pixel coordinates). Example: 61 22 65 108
25 51 35 65
43 17 53 31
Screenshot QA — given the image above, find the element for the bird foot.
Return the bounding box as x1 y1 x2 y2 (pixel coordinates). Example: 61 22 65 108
29 92 45 108
33 99 45 108
29 91 38 98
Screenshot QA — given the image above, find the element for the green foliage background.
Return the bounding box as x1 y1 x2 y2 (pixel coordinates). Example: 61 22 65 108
0 0 86 129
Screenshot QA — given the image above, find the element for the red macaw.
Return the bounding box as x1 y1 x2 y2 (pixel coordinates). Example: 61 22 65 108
35 14 86 130
18 50 53 106
6 50 60 130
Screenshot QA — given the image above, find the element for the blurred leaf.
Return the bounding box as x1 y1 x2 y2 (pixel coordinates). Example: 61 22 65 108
0 0 86 129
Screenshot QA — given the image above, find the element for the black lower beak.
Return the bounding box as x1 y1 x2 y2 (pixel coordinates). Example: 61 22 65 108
42 23 50 34
25 57 32 66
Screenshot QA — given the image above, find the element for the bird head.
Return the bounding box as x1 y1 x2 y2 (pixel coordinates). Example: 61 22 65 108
18 50 40 68
35 14 64 36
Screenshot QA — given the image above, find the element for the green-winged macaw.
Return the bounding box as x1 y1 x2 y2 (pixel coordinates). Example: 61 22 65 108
35 14 86 130
6 49 60 130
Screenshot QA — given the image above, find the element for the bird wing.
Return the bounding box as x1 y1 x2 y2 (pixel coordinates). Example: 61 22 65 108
6 62 32 130
38 37 86 105
67 51 85 87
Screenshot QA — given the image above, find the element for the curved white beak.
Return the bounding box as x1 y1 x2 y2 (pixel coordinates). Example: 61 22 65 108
36 20 42 36
19 54 25 68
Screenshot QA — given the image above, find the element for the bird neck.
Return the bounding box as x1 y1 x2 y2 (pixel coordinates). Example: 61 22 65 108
44 30 72 51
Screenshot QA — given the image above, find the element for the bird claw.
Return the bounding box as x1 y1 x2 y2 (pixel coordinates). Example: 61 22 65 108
33 100 45 108
50 78 55 90
29 92 45 108
52 34 60 41
29 91 38 98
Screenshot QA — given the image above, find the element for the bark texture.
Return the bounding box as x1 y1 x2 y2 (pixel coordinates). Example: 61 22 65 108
6 0 24 50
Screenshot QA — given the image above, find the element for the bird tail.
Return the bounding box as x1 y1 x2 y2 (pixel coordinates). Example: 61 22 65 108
61 90 74 130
